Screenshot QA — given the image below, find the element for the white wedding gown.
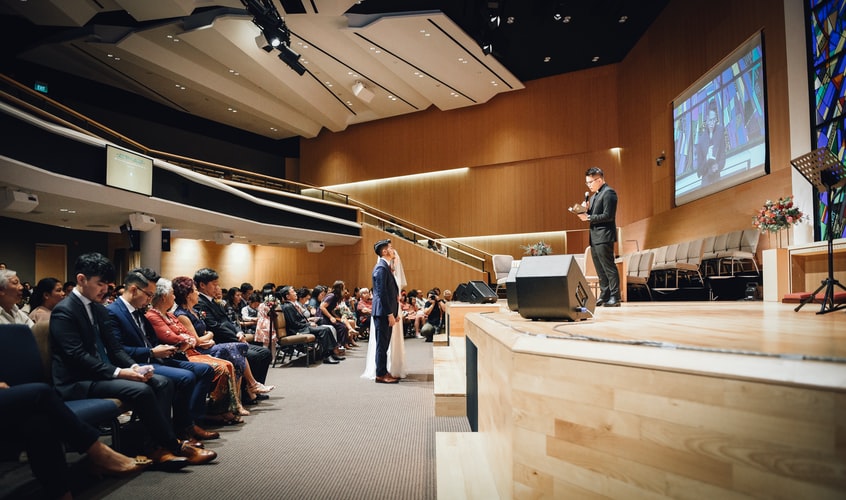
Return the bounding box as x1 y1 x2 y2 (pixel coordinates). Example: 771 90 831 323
361 251 407 380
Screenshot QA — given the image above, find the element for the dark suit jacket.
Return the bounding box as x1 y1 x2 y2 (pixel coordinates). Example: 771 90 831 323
194 294 240 343
280 301 310 335
371 258 399 318
49 293 136 399
588 183 618 245
107 299 155 364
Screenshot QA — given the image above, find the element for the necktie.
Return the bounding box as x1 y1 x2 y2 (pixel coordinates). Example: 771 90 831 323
133 310 152 347
88 305 109 362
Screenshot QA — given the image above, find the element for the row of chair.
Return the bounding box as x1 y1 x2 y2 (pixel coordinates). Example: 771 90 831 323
618 229 761 300
0 323 127 452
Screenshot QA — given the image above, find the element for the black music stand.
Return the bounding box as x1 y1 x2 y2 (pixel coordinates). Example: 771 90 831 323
790 148 846 314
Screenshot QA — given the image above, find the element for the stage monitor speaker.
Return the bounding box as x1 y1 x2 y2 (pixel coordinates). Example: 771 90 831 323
465 280 497 304
506 263 520 311
515 255 595 321
454 283 469 302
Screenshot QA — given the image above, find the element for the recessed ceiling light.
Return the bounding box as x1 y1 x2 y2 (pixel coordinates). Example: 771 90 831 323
592 56 600 62
618 15 628 23
543 56 551 63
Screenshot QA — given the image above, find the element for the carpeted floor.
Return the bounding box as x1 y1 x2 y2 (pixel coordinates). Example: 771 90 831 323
78 337 470 499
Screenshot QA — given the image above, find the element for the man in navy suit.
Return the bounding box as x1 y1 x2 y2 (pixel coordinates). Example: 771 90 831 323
578 166 621 307
108 267 217 445
371 239 399 383
50 252 214 469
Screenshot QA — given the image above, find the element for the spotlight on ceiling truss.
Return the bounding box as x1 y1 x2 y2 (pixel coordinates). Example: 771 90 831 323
241 0 306 75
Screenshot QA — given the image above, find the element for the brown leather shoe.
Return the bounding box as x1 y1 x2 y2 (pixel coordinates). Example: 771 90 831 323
192 424 220 440
148 447 190 472
332 347 346 360
375 374 399 384
178 443 217 465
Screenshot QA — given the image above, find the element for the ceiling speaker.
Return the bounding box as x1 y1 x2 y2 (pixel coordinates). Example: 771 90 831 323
128 212 157 231
352 81 375 103
306 241 325 253
0 189 38 213
215 232 235 245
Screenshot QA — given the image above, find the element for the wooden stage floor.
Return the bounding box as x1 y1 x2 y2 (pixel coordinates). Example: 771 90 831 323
483 300 846 361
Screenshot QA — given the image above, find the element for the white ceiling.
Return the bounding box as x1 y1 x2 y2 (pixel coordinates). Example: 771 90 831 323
1 0 524 140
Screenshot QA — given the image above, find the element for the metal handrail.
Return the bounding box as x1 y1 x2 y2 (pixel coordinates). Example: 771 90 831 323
1 72 496 268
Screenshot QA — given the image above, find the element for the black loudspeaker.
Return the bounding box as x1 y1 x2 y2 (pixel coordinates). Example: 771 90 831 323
454 283 469 302
506 264 520 311
515 255 595 321
161 230 171 252
465 281 497 304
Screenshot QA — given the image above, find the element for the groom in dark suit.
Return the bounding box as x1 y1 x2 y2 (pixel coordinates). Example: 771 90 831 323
578 166 621 307
371 239 399 384
49 252 214 469
193 268 271 387
108 267 217 445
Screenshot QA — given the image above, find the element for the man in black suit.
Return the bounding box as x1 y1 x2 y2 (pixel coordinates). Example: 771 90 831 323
49 252 215 469
371 239 399 383
108 267 217 445
578 167 621 307
193 268 271 389
278 285 345 365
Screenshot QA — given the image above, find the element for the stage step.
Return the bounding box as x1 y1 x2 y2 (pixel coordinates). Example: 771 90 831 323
436 432 499 500
433 340 465 416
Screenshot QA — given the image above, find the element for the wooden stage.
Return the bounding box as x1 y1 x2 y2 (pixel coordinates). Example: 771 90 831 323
437 300 846 499
488 299 846 361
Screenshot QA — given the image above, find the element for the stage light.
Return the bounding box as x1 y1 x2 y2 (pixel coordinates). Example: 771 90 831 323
278 44 306 75
352 81 374 103
482 42 493 55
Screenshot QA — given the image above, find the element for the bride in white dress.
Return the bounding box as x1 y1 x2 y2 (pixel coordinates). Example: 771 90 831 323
361 249 407 380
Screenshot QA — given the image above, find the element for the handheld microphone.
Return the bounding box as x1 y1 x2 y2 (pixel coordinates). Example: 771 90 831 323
584 191 590 203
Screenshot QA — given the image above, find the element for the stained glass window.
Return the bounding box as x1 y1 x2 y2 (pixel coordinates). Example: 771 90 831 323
810 0 846 239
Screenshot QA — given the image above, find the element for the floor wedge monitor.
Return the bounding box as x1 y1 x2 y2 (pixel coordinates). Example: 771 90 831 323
515 255 595 321
465 281 498 304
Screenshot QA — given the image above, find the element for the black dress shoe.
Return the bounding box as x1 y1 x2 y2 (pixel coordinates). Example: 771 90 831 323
595 299 605 307
254 394 270 400
603 296 621 307
323 357 340 364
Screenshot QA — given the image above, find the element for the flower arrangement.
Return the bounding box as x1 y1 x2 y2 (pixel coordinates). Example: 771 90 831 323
521 241 552 256
752 196 804 233
263 294 278 310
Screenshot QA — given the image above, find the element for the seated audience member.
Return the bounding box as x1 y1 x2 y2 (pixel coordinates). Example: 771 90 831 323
193 268 272 388
279 286 345 364
253 290 278 360
356 288 372 335
401 291 423 338
146 278 248 421
338 289 359 347
240 292 261 336
0 269 35 327
62 281 76 297
28 277 66 324
50 252 215 469
443 289 453 302
107 268 218 445
224 287 244 328
420 289 446 343
307 285 326 316
0 380 150 498
317 280 351 349
239 283 255 307
173 275 272 408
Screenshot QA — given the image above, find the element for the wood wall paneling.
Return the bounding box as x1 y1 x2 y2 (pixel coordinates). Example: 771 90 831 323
300 0 794 266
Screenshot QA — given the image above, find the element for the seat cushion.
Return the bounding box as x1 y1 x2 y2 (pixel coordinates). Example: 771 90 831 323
65 398 123 425
278 334 316 346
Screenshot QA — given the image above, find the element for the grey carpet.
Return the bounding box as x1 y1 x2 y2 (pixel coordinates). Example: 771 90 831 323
83 338 470 499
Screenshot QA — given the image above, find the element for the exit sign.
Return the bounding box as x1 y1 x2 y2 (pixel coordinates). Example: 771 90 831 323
34 81 48 94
